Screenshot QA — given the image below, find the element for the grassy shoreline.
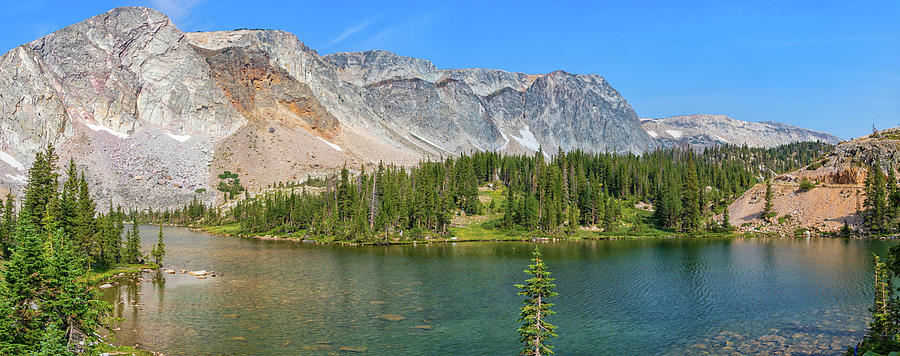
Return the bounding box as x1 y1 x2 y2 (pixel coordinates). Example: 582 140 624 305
84 263 159 286
190 221 829 246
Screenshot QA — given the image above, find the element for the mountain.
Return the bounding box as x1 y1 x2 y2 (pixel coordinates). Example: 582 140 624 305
0 7 657 208
728 128 900 234
641 114 842 149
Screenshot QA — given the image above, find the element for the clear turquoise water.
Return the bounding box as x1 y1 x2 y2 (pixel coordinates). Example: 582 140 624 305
102 226 889 355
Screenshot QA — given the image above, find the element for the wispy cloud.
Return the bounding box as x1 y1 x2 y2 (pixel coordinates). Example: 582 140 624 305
328 18 378 46
148 0 204 21
351 10 444 51
33 22 58 39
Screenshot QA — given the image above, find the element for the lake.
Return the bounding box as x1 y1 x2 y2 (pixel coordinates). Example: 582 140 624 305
101 225 889 355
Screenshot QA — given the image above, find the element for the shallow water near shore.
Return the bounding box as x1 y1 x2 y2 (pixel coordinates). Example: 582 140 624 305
102 225 887 355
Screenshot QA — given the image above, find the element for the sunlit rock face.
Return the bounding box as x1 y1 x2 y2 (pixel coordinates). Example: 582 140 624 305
0 6 658 208
642 114 841 150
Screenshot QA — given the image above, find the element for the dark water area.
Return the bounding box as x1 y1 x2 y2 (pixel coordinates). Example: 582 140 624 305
102 225 889 355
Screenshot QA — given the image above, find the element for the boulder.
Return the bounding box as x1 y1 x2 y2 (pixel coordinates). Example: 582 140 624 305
164 269 176 274
188 270 208 276
377 314 405 321
98 284 114 289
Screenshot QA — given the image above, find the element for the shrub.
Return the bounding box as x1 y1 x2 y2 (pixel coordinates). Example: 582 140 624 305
778 214 792 224
799 179 816 191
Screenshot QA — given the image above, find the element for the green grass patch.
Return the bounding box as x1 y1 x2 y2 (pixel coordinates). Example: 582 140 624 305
450 220 519 241
89 343 155 356
204 222 241 235
83 264 157 286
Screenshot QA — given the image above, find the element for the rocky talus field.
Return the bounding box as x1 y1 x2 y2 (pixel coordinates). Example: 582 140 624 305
729 130 900 234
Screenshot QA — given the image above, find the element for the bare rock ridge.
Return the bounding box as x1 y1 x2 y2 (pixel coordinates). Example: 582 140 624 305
0 7 834 209
728 129 900 234
642 114 842 149
0 6 655 208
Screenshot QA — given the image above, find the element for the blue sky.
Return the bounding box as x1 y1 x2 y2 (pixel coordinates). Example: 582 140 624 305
1 1 897 139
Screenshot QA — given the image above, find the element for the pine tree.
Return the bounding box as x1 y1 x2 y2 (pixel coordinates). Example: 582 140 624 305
0 216 109 354
522 194 540 230
42 230 109 350
721 207 734 232
889 166 900 230
504 190 518 228
57 159 79 240
865 254 899 350
566 204 578 235
515 247 558 356
865 162 889 233
841 220 853 237
602 200 615 232
763 179 775 221
22 145 59 231
680 162 701 233
151 225 166 266
123 220 142 264
74 172 97 260
630 212 644 232
0 278 15 353
0 196 6 259
0 218 47 350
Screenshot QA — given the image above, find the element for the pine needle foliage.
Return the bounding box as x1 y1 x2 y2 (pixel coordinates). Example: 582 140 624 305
515 247 559 355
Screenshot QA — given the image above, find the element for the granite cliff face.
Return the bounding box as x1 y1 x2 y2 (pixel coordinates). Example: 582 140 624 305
642 114 841 149
0 7 658 208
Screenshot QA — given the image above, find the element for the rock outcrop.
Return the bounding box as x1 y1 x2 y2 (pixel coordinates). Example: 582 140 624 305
642 114 841 149
728 129 900 233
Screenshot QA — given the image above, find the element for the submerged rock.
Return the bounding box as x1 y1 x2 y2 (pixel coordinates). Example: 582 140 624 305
377 314 405 321
758 334 787 343
338 346 368 353
98 284 114 289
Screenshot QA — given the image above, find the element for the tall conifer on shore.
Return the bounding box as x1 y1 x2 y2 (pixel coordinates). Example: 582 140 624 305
151 225 166 266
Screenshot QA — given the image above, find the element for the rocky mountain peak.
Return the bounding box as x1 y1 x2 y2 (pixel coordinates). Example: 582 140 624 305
1 6 830 209
642 114 842 149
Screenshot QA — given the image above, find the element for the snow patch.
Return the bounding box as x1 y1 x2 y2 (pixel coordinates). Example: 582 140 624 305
498 129 510 150
665 129 682 139
165 132 191 142
84 122 129 139
5 174 26 184
0 151 24 171
317 136 343 152
408 131 451 153
646 130 658 138
511 125 540 151
714 135 730 143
